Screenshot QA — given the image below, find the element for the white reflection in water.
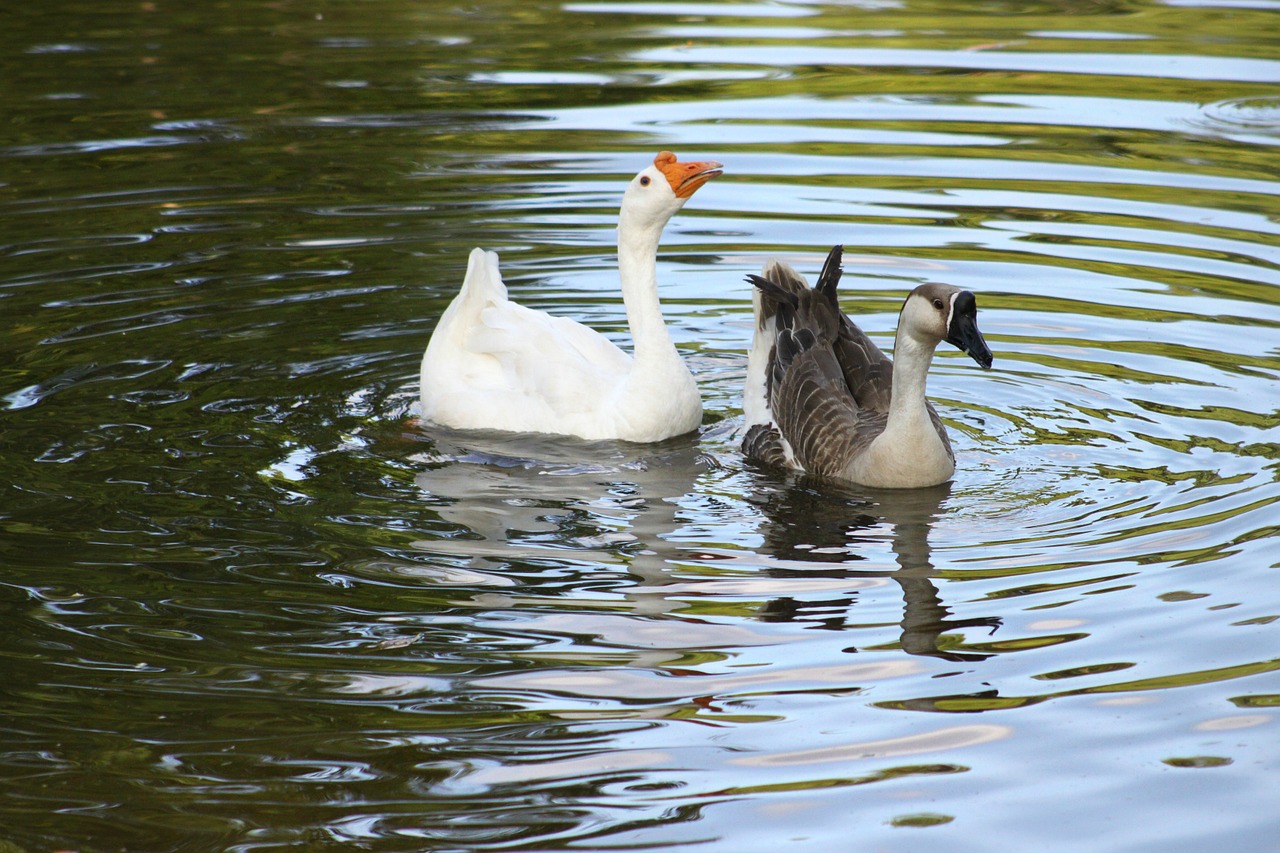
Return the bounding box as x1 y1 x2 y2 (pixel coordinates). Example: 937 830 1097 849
733 723 1011 766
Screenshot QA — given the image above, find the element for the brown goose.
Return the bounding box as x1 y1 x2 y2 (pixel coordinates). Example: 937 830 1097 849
742 245 993 488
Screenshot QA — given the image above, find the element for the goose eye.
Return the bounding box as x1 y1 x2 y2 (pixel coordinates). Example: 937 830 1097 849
932 298 945 310
639 176 651 186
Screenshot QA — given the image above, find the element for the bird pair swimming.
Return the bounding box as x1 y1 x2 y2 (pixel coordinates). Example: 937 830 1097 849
418 151 993 488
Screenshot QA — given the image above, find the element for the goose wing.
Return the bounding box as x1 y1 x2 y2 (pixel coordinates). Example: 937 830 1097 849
748 249 883 479
421 250 631 431
468 299 630 414
767 311 873 479
810 247 896 415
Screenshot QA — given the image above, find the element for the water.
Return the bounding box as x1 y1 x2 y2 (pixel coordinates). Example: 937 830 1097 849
3 0 1279 850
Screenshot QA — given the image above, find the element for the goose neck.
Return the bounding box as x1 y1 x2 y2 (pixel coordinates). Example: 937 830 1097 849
886 329 938 429
616 218 675 361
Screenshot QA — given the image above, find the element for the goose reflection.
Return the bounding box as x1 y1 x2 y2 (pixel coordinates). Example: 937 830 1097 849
750 476 1001 662
408 428 999 661
410 429 703 601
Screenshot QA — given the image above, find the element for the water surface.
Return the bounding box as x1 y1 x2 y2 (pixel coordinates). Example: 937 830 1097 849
2 0 1279 850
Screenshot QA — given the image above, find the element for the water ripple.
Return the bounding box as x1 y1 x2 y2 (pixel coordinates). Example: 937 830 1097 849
3 0 1280 850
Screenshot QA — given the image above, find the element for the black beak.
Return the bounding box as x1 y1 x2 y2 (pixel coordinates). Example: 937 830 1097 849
945 291 993 369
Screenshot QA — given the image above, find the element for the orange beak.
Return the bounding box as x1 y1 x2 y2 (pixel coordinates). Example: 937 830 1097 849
654 150 724 199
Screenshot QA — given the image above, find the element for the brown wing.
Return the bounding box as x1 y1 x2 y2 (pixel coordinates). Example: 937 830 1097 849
766 320 868 479
810 248 895 414
759 251 880 478
831 316 894 414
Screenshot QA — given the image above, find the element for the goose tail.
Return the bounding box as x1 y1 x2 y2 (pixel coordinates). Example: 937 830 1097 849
454 247 508 317
745 259 810 430
421 248 509 412
750 259 809 330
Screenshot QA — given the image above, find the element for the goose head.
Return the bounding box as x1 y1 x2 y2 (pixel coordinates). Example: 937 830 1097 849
900 283 994 369
618 151 723 233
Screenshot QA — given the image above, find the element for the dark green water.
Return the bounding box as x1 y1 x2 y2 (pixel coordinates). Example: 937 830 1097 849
3 1 1279 850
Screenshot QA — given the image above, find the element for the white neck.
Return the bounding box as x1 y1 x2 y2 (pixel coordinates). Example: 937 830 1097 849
616 213 678 365
604 205 701 440
886 327 940 435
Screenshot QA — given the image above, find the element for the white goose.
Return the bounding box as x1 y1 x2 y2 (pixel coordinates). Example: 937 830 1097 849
743 245 993 488
419 151 722 443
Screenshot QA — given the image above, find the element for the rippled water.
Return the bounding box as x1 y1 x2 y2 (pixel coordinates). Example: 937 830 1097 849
3 0 1279 850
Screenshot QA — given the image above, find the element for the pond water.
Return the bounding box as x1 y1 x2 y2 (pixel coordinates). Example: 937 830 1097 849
3 0 1279 850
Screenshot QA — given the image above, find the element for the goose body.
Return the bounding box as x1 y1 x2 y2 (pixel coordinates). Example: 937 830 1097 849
743 245 993 488
420 152 722 443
